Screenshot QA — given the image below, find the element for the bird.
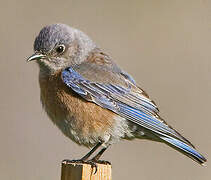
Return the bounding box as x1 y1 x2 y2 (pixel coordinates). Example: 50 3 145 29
27 23 206 166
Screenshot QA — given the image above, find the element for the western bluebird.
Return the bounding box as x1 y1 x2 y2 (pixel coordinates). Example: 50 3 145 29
27 24 206 166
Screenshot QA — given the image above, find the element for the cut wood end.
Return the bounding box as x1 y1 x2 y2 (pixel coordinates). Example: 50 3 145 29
61 161 112 180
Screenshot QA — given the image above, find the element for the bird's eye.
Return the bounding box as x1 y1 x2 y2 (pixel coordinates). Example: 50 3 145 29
55 44 65 54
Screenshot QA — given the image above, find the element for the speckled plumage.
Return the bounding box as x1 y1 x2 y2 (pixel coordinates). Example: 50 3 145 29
28 24 206 165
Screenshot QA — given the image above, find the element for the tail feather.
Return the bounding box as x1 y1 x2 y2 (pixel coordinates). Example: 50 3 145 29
160 136 207 165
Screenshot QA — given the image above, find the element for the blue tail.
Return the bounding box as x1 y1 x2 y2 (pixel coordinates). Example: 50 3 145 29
160 136 206 165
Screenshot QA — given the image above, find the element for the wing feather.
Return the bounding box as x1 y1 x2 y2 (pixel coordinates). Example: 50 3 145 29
61 66 193 146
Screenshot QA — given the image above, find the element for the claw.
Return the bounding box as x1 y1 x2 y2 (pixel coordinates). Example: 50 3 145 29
88 159 111 174
86 160 98 174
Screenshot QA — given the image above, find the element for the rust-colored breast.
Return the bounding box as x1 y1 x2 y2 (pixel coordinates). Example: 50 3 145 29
39 71 115 145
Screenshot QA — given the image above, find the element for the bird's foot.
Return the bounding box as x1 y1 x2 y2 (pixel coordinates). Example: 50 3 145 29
88 159 111 174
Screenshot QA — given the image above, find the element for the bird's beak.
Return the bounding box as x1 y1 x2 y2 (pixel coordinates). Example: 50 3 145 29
27 53 46 62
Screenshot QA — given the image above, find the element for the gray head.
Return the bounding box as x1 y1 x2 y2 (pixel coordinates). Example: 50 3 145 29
27 24 97 73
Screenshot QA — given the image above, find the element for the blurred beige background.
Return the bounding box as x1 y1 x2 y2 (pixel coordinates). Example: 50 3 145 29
0 0 210 179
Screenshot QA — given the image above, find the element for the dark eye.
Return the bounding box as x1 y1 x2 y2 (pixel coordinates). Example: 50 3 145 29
55 44 65 54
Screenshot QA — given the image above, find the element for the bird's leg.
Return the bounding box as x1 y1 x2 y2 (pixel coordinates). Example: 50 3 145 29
81 142 102 160
86 146 110 174
62 143 110 174
90 146 111 165
62 142 102 164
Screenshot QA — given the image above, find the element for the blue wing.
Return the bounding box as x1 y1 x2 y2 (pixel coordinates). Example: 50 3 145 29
62 67 183 141
61 65 206 164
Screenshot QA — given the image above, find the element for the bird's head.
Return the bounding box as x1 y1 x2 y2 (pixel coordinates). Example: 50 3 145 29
27 24 96 74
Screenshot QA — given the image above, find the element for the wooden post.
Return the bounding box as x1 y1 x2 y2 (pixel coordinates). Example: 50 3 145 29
61 161 112 180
